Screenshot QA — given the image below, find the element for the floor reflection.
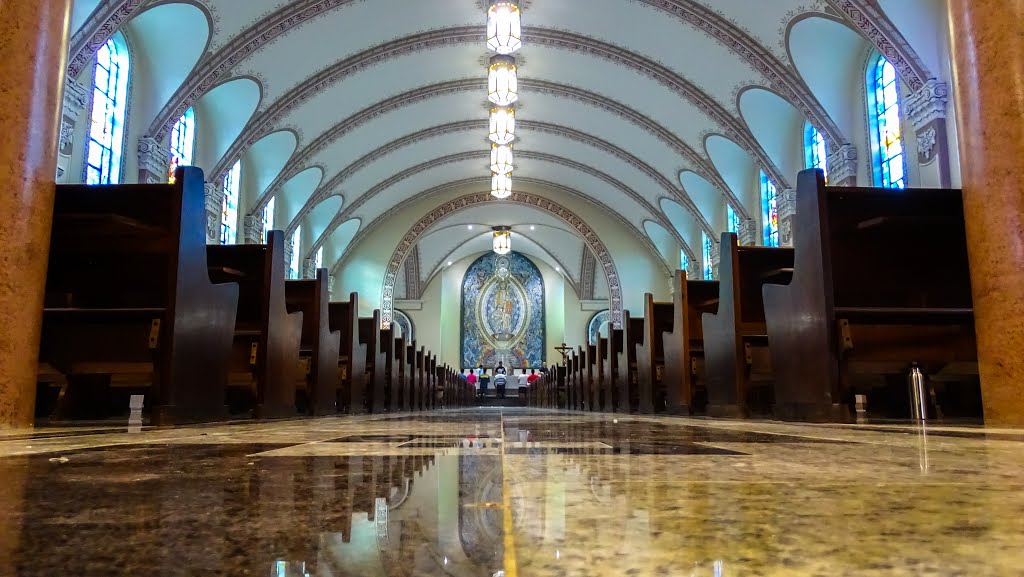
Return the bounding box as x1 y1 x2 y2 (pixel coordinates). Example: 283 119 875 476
2 410 1022 576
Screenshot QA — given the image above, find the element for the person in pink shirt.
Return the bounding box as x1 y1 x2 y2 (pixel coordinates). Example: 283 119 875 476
467 370 478 397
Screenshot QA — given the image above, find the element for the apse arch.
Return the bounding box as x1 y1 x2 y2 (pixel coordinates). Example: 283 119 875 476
379 192 624 331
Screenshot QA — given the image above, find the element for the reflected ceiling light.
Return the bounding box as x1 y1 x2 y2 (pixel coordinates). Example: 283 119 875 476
468 225 474 230
489 106 516 145
448 261 453 266
491 171 512 199
486 0 522 55
490 143 514 175
488 55 518 106
529 225 535 230
492 226 512 255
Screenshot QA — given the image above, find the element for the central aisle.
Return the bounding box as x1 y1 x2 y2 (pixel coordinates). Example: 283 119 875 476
2 409 1022 576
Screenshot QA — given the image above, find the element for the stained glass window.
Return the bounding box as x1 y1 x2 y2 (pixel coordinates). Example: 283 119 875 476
804 122 828 178
220 161 241 245
702 231 713 281
314 246 324 272
86 35 130 185
761 170 779 247
727 204 741 235
168 108 195 184
288 226 302 279
680 250 689 274
260 196 275 243
871 56 906 189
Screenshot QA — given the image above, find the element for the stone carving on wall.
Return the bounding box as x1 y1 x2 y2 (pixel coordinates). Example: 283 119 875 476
461 252 545 369
905 78 951 186
738 218 758 247
56 79 89 183
392 309 414 342
204 182 224 244
243 215 262 245
778 188 797 247
826 144 858 186
137 135 169 184
710 239 721 281
303 258 317 280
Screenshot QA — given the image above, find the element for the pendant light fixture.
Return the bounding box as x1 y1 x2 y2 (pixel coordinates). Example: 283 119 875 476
488 106 516 145
490 143 514 175
488 55 518 106
491 171 512 199
487 0 522 55
492 226 512 255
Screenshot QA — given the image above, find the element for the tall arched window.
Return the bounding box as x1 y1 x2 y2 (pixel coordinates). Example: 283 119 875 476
314 246 324 272
221 161 241 244
760 170 779 247
804 122 828 177
260 196 275 243
702 231 713 280
680 250 689 274
727 204 740 234
869 55 906 189
168 108 195 184
289 226 302 279
86 35 130 185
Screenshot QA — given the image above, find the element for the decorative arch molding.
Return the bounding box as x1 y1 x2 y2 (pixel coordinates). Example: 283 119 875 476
824 0 931 91
242 79 738 218
283 119 715 243
334 176 671 279
380 192 624 330
156 25 790 188
580 250 598 301
311 148 690 259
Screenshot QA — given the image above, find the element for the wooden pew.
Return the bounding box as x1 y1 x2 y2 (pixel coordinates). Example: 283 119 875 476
595 338 608 412
635 294 673 414
357 311 386 414
616 310 643 413
763 169 979 421
577 346 590 411
390 336 406 412
286 268 340 415
703 234 794 418
207 230 303 419
605 327 622 412
567 352 578 410
40 166 238 423
328 294 367 414
404 340 417 412
661 271 720 415
415 346 425 412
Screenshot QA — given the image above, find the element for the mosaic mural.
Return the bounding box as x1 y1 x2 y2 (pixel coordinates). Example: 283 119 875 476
588 309 610 346
461 252 545 369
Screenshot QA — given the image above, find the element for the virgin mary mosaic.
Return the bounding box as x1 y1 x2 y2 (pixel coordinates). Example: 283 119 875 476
461 252 545 368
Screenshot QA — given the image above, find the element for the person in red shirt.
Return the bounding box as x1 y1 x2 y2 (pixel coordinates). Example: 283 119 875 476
527 369 539 384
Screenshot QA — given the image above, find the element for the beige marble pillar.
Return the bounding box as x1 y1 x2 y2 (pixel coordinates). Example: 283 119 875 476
948 0 1024 426
0 0 72 429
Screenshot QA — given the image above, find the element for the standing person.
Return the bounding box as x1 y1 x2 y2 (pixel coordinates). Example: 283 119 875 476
480 369 490 398
495 361 506 376
527 369 539 384
494 369 507 398
467 369 478 398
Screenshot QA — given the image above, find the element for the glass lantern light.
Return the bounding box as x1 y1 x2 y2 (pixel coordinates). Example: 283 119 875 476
490 143 514 175
489 106 516 145
492 226 512 255
487 0 522 55
491 171 512 199
488 55 518 106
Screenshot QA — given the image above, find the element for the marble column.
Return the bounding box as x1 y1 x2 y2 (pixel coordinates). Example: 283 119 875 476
0 0 72 429
948 0 1024 426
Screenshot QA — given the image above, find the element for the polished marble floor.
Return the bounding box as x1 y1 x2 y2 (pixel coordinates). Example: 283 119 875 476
1 408 1022 576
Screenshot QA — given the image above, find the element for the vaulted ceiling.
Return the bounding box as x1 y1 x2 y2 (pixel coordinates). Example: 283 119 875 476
70 0 942 295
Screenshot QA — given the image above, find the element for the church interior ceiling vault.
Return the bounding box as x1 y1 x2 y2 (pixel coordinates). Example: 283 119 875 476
69 0 942 305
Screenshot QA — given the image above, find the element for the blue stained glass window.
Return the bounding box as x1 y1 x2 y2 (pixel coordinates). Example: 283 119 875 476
871 56 906 189
727 204 741 235
314 246 324 272
680 250 689 274
168 108 195 184
86 35 130 185
261 196 275 243
804 122 828 178
289 226 302 279
761 170 779 247
702 231 713 280
221 161 241 245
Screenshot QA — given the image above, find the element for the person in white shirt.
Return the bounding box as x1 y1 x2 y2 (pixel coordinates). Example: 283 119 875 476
517 369 530 387
493 371 507 398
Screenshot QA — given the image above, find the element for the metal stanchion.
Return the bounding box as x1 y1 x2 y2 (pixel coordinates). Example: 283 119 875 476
908 363 928 421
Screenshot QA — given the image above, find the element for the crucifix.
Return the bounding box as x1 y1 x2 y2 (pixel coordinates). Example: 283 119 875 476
554 342 573 367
